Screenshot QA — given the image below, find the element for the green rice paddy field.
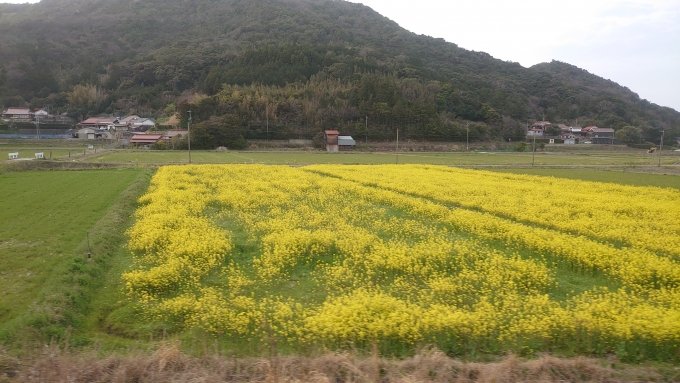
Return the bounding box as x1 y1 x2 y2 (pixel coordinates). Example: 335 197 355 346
0 169 148 343
89 149 680 166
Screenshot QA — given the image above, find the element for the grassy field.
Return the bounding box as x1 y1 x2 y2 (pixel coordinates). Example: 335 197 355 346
0 169 146 341
0 139 104 148
89 149 680 166
490 168 680 189
0 139 109 161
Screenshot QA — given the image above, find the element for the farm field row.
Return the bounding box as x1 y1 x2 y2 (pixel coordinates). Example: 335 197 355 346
123 165 680 360
88 149 680 167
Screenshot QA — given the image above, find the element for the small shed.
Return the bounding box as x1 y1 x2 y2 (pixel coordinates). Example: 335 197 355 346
324 130 339 153
76 127 98 140
163 130 188 141
338 135 356 150
130 134 163 146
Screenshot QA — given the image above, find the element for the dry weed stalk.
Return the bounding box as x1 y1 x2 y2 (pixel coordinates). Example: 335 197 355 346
3 345 667 383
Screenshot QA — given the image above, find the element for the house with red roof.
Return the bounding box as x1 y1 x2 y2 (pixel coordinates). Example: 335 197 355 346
2 108 33 121
130 133 163 146
324 130 340 152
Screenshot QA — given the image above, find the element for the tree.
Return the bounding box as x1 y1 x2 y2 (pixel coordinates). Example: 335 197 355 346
68 84 106 114
3 96 26 108
481 103 501 124
191 114 247 149
615 126 642 144
544 125 561 137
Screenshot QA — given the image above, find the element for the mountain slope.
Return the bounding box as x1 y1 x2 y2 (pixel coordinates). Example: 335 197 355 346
0 0 677 142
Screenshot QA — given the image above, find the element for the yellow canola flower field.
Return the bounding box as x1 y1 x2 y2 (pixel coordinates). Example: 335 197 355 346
306 165 680 258
123 165 680 359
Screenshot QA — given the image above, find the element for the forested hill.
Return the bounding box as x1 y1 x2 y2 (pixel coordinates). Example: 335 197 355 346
1 0 678 144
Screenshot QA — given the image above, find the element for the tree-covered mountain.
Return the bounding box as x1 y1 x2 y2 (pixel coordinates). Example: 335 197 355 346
1 0 678 144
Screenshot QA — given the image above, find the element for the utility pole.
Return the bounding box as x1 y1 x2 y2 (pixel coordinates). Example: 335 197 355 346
187 110 192 164
532 132 536 168
466 123 469 151
365 115 368 144
396 129 399 164
36 115 40 139
658 129 665 167
266 106 269 142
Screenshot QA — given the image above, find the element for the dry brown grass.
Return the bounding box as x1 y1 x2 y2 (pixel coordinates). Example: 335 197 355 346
1 345 675 383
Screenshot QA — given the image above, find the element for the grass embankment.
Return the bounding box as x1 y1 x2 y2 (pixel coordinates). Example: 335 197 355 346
2 345 678 383
0 168 151 347
89 149 680 166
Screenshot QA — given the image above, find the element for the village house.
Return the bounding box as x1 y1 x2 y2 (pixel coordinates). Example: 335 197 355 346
78 117 121 131
122 115 156 131
130 133 163 146
560 133 579 144
582 126 598 134
120 115 140 125
560 132 577 140
527 127 544 137
75 127 101 140
2 107 33 121
133 118 155 131
589 127 615 144
532 121 552 131
34 109 49 119
527 121 552 137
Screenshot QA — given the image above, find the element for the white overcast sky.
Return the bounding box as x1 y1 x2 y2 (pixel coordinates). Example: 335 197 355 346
348 0 680 112
3 0 680 111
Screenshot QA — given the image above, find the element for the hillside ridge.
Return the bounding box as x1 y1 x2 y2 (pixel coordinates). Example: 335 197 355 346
0 0 678 143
